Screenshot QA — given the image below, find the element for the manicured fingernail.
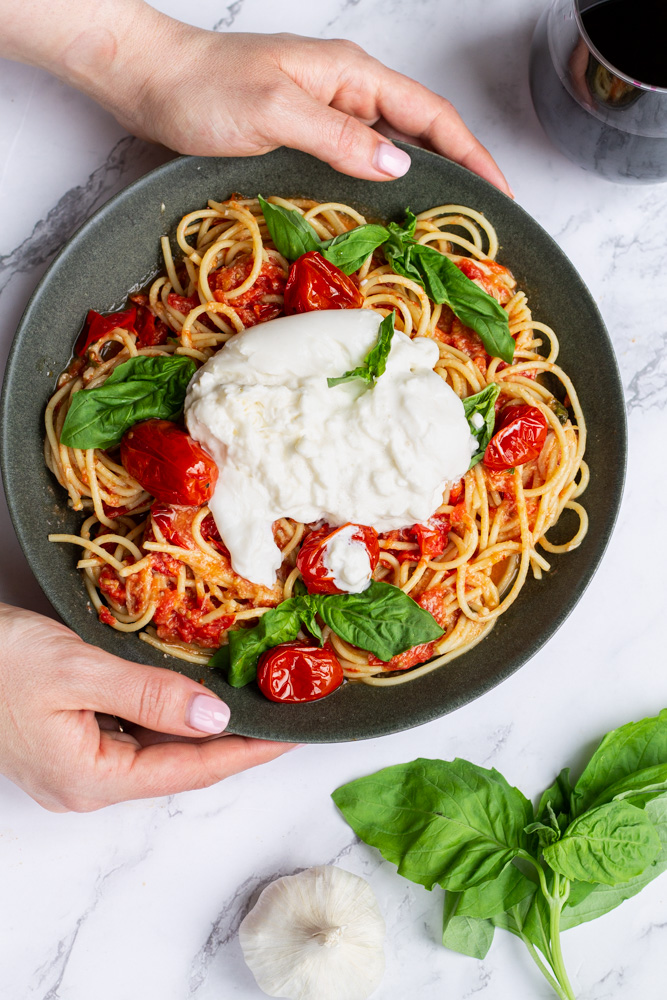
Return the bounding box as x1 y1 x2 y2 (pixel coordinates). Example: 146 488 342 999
186 693 231 734
373 142 411 178
289 744 306 751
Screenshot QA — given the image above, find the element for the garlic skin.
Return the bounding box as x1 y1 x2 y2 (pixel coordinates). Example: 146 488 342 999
239 866 386 1000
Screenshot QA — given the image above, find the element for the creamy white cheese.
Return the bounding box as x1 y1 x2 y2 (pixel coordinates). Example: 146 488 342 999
185 309 475 587
322 525 374 594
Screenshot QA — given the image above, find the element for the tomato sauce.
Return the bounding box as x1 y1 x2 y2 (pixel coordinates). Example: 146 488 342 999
210 257 286 327
152 590 234 648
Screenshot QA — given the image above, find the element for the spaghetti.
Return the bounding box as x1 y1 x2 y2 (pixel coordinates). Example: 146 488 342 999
45 195 588 686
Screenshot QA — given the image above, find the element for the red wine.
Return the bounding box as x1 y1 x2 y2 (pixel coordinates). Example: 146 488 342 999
582 0 667 88
529 5 667 183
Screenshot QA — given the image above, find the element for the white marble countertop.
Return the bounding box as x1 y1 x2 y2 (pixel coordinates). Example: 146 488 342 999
1 1 667 997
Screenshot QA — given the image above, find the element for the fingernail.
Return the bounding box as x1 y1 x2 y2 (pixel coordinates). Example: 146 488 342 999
186 693 231 734
288 743 307 751
373 142 411 178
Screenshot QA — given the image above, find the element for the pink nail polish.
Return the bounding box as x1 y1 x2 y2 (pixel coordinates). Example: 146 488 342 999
373 143 411 178
186 693 231 734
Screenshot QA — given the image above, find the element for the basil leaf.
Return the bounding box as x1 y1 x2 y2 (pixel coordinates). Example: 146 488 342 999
364 313 395 380
594 763 667 809
524 819 561 847
332 758 533 891
327 312 395 388
384 219 514 363
60 355 197 450
327 365 373 389
462 383 501 468
318 579 442 661
571 709 667 816
442 908 495 959
454 862 536 920
298 601 324 646
548 397 570 425
514 882 552 948
401 208 418 239
442 888 460 931
258 195 321 259
210 601 304 688
208 643 230 676
537 767 573 824
543 800 662 886
561 795 667 929
321 224 389 274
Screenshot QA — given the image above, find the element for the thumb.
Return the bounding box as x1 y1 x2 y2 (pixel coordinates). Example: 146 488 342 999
264 82 412 181
69 645 231 736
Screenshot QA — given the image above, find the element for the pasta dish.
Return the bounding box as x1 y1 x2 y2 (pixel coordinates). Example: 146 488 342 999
45 194 588 698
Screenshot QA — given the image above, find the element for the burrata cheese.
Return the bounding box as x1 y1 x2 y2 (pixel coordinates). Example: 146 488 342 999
184 309 475 587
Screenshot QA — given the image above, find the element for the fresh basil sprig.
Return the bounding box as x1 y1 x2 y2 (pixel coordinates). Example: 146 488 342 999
327 312 395 388
462 383 501 468
333 709 667 1000
60 355 197 450
258 196 388 274
383 215 515 364
210 580 444 688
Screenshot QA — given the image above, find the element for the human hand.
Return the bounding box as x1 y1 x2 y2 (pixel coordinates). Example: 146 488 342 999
117 28 510 192
0 604 295 812
0 0 510 194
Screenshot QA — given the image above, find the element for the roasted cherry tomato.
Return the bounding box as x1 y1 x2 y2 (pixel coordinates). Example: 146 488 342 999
484 404 548 472
129 296 169 347
380 512 453 564
257 641 344 703
283 251 363 314
120 420 218 506
296 523 380 595
75 307 137 356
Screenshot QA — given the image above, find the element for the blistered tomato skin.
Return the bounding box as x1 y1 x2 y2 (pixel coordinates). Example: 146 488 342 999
257 641 345 703
484 405 549 472
283 252 363 314
296 523 380 595
75 308 137 356
120 419 218 506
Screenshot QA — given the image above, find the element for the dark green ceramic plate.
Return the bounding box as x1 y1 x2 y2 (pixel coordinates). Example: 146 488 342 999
0 147 626 742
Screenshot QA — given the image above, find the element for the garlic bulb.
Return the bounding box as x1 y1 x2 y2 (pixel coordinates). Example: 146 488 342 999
239 865 386 1000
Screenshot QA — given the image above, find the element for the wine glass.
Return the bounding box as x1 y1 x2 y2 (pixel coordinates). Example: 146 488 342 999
529 0 667 183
